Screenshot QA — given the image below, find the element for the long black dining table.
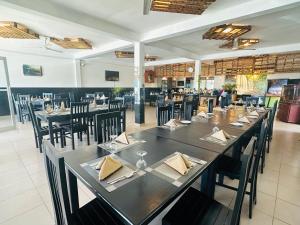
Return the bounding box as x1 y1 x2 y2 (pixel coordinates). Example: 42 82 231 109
35 105 108 145
61 108 269 225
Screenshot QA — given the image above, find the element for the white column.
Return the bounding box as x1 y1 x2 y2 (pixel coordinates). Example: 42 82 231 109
134 42 145 124
194 60 201 91
74 59 82 87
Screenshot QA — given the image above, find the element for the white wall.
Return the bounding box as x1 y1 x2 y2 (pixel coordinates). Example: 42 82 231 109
81 59 135 88
0 50 75 87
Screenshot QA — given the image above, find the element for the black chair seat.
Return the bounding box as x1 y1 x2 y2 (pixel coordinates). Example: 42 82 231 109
63 123 88 132
162 187 232 225
40 125 61 135
72 198 123 225
217 155 241 179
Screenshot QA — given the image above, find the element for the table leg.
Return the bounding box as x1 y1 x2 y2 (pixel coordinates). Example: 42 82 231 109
67 169 79 213
201 162 216 198
48 120 55 145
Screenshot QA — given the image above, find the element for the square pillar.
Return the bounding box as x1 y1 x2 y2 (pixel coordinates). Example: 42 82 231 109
134 42 145 124
194 60 201 91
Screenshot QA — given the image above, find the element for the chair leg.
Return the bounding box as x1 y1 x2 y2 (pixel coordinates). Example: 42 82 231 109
87 129 90 146
60 130 64 148
267 137 270 153
38 137 43 153
249 183 254 219
80 132 83 141
71 133 75 150
55 132 59 143
34 134 39 148
90 119 93 135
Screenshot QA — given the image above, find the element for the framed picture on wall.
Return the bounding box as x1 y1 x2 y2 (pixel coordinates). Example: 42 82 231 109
23 64 43 76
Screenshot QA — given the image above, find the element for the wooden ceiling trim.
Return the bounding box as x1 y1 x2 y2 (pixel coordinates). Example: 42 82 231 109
0 21 39 39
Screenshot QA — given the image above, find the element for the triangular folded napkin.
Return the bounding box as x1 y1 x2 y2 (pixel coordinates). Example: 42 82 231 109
211 130 229 142
60 102 66 112
115 132 129 145
96 156 123 181
45 105 53 114
100 95 106 100
164 153 192 175
238 116 250 123
249 111 259 117
164 119 177 127
197 111 207 118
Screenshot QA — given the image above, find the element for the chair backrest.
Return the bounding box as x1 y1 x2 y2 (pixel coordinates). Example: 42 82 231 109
52 98 70 109
42 140 72 225
156 95 165 106
43 93 53 100
251 119 268 182
70 102 89 127
268 100 278 137
86 93 95 98
109 100 123 111
96 111 122 144
27 102 39 135
230 136 256 225
81 97 94 104
183 101 193 120
69 92 75 102
157 105 173 126
120 107 126 132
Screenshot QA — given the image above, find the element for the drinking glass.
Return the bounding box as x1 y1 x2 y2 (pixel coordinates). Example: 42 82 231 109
136 150 147 170
109 134 118 155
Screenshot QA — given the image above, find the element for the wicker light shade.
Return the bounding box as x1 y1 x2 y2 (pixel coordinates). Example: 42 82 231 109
219 38 259 49
203 24 252 40
50 38 92 49
151 0 216 15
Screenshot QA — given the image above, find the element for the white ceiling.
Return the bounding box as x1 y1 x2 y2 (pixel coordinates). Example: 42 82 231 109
0 0 299 61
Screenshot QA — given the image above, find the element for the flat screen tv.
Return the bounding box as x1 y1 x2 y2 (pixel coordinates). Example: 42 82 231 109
177 81 184 87
105 70 119 81
267 79 288 96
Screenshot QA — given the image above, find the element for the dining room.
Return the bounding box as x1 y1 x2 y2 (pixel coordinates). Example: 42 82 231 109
0 1 300 225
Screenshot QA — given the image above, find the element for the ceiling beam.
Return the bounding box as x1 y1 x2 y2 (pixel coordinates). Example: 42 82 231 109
74 40 132 59
142 0 300 43
145 57 193 67
148 41 199 59
199 43 300 61
0 0 140 42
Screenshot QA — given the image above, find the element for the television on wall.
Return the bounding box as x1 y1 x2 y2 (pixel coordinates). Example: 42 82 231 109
177 81 184 87
267 79 288 96
105 70 119 81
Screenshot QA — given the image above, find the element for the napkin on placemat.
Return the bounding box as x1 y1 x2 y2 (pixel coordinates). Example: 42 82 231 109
210 130 228 142
96 156 123 181
249 111 259 117
45 105 53 114
197 111 207 118
238 116 250 123
115 132 129 145
164 153 191 175
164 119 178 127
100 94 106 100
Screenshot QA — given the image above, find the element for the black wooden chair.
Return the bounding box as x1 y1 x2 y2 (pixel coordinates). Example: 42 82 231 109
216 121 267 218
157 105 173 126
162 136 256 225
28 102 64 152
182 101 193 120
69 92 76 102
62 102 90 150
52 98 70 109
108 100 123 111
192 94 199 115
96 111 122 144
42 140 124 225
17 94 31 123
124 95 134 110
81 97 94 104
156 95 165 107
42 92 53 100
266 100 278 153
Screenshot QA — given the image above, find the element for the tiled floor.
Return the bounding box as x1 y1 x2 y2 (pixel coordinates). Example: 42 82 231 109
0 106 299 225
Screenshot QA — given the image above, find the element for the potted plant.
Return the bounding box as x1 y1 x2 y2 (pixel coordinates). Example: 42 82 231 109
112 87 123 97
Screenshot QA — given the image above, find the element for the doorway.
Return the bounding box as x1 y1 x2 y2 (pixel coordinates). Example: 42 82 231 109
0 57 16 131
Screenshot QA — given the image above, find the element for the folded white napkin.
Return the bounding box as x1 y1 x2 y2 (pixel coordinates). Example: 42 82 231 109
211 130 228 142
197 111 207 118
115 132 129 145
164 153 192 175
238 116 250 123
249 111 259 117
164 119 177 127
100 95 106 100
